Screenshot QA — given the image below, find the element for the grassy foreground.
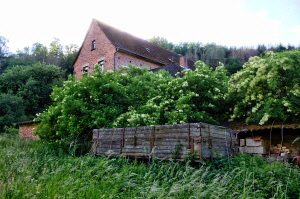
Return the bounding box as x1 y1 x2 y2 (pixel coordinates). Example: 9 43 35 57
0 134 299 199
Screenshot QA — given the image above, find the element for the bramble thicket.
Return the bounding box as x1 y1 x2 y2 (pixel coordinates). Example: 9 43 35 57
34 50 300 153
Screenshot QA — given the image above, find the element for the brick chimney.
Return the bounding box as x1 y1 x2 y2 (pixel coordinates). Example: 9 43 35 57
180 56 188 68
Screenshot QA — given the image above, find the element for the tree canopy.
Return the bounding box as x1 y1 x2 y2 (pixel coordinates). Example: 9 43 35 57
0 63 64 129
229 50 300 124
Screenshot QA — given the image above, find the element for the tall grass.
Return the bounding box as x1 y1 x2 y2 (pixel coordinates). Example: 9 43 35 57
0 134 299 198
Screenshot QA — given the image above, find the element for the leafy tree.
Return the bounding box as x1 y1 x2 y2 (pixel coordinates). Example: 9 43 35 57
48 38 64 66
0 36 10 73
257 44 267 56
148 36 174 51
0 63 64 117
35 66 172 153
10 47 36 67
203 43 226 68
0 93 25 131
31 42 48 63
224 57 242 75
229 50 300 125
60 44 79 76
273 43 287 52
115 61 230 127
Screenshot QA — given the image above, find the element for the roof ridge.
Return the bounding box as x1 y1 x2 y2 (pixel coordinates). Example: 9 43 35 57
94 19 181 65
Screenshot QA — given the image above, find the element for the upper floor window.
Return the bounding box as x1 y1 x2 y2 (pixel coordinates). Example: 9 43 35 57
91 40 96 50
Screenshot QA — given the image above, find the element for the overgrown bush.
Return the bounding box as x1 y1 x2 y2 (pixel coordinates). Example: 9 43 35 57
229 50 300 124
0 93 26 131
115 61 230 127
35 63 230 153
0 63 64 120
35 66 172 153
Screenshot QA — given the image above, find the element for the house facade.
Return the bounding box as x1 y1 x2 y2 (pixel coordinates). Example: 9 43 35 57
73 19 193 79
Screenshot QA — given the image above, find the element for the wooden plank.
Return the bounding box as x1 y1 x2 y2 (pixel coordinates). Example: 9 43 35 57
153 141 189 147
155 134 189 139
92 131 99 139
154 129 189 134
122 149 150 154
151 152 186 156
97 147 121 151
98 139 122 143
155 124 189 129
122 145 151 150
122 153 149 156
96 148 120 154
97 144 122 148
152 145 183 150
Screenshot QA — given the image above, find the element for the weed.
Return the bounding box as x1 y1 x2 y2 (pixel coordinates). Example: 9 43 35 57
0 135 299 198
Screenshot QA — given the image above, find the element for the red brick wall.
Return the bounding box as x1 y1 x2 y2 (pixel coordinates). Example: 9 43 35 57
74 20 168 79
19 124 39 140
74 20 116 79
180 56 188 67
115 52 162 70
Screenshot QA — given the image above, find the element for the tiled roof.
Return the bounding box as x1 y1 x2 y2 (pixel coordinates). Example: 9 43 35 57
17 120 39 126
95 19 181 65
151 64 188 77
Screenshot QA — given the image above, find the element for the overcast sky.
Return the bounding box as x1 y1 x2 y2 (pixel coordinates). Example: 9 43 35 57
1 0 300 53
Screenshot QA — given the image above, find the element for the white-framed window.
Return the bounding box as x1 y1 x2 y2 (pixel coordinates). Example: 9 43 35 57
82 64 89 73
98 59 105 71
83 65 89 73
91 40 96 50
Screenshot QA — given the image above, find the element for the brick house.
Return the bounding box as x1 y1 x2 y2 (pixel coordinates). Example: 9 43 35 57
73 18 193 78
18 120 39 140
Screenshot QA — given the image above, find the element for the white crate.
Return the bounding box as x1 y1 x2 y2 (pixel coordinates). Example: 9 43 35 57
239 146 267 154
245 139 269 147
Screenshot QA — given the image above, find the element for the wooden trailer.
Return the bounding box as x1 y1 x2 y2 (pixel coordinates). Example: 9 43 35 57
92 123 238 161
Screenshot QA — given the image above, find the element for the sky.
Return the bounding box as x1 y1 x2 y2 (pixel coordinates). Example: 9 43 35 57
1 0 300 53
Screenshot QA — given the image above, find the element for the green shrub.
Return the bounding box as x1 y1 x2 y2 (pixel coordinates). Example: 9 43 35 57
229 50 300 124
0 93 26 131
0 63 64 131
115 61 230 127
35 66 172 154
36 63 230 154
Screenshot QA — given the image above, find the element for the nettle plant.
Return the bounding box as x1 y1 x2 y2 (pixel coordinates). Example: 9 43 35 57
229 50 300 125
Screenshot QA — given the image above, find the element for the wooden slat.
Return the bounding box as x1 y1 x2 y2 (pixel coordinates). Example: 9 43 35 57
93 122 237 158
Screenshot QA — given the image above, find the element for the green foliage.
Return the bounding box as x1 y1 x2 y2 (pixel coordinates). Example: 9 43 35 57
0 62 64 117
148 36 174 51
0 135 299 198
115 61 229 127
35 66 172 153
0 36 9 73
224 57 242 75
0 93 26 131
36 63 229 153
229 50 300 124
2 127 19 135
2 38 78 75
60 44 79 77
